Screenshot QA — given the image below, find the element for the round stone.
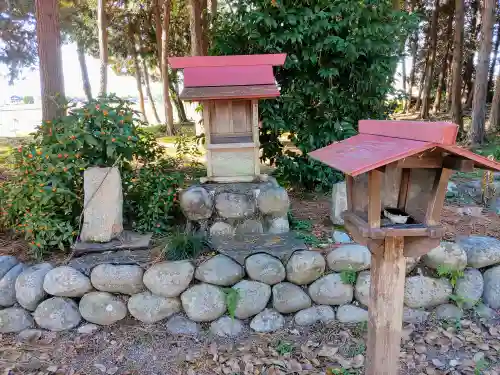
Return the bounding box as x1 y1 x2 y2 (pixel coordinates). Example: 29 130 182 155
0 256 19 280
232 280 271 319
215 193 255 219
268 217 290 234
454 268 484 308
180 186 213 220
435 304 463 321
354 271 370 307
195 254 245 286
457 236 500 268
272 282 311 314
404 276 453 309
34 297 81 331
209 222 234 237
128 292 181 323
483 265 500 309
286 251 325 285
210 316 244 337
403 307 430 324
143 261 194 297
326 244 371 272
257 187 290 216
0 263 26 307
308 273 353 305
166 315 200 336
405 257 420 274
337 305 368 323
294 305 335 326
332 231 352 244
245 253 286 285
43 266 92 297
79 292 127 325
181 283 226 322
90 264 144 295
15 263 54 311
250 308 284 333
0 307 33 333
235 219 264 235
423 242 467 271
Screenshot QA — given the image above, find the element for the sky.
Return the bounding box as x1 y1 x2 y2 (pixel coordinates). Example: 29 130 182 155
0 43 163 103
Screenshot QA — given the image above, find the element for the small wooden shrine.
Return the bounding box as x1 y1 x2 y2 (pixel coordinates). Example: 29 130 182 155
309 120 500 375
170 54 286 183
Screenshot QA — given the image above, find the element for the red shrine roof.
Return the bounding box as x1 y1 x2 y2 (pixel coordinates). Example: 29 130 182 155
308 120 500 176
169 54 286 100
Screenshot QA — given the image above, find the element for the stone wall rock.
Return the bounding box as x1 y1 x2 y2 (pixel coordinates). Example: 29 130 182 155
209 222 234 237
180 186 213 221
286 251 325 285
0 255 19 279
143 261 194 297
268 217 290 234
91 264 144 295
457 236 500 268
215 193 255 219
166 315 200 336
235 219 264 235
195 254 245 286
454 268 484 308
127 292 181 323
403 307 430 324
43 266 92 297
257 187 289 217
80 167 123 242
34 297 81 331
327 244 371 272
294 305 335 326
181 283 226 322
210 316 244 337
404 276 452 309
272 282 311 314
354 271 370 307
435 304 463 321
0 263 25 307
483 265 500 309
0 307 33 333
15 263 53 311
79 292 127 325
232 280 271 319
423 242 467 271
308 273 353 305
337 305 368 323
245 254 285 285
250 308 284 333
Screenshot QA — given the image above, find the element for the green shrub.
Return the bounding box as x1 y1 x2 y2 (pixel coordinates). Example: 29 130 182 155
0 95 166 258
222 287 240 320
162 232 210 261
340 269 357 285
436 265 464 288
213 0 417 190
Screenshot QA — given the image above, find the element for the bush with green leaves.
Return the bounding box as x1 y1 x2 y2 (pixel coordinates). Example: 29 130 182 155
0 95 170 258
213 0 416 190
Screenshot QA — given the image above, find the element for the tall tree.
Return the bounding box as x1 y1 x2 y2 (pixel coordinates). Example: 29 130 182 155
433 3 454 113
189 0 203 55
35 0 65 121
97 0 108 96
445 52 454 111
404 0 418 113
470 0 496 144
129 29 148 122
77 40 92 101
142 58 161 124
420 0 440 119
210 0 217 24
153 0 163 66
162 0 175 135
451 0 465 130
415 23 431 111
489 73 500 131
488 21 500 101
463 0 479 109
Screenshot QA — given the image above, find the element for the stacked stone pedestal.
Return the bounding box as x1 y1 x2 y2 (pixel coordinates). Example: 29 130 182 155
179 177 291 236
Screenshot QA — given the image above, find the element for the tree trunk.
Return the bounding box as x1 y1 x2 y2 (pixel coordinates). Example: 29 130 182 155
77 40 92 101
446 52 453 111
488 22 500 102
97 0 108 96
153 0 163 68
35 0 65 121
489 73 500 131
470 0 496 144
201 0 209 55
169 73 188 123
462 0 479 109
451 0 465 131
162 0 175 135
406 14 419 113
130 34 148 123
415 23 431 112
420 0 440 119
189 0 203 56
433 5 455 114
142 59 161 124
210 0 217 24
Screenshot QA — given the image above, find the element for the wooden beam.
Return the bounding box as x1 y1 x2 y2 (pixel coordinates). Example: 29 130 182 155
203 102 213 177
425 168 453 226
397 169 411 210
366 236 405 375
397 154 443 168
368 170 383 228
346 175 354 211
404 237 441 258
442 156 475 172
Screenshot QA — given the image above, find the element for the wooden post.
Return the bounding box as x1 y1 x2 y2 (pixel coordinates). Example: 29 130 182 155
366 236 406 375
368 170 383 228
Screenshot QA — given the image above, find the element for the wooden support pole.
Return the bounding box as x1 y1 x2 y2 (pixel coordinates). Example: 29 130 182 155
366 236 406 375
425 168 453 226
368 170 383 228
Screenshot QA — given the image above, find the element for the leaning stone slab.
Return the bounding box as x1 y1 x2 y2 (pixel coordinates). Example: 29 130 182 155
457 236 500 268
15 263 53 311
0 263 26 307
210 232 307 266
68 249 153 276
72 231 152 255
80 166 123 243
331 181 347 225
0 307 33 333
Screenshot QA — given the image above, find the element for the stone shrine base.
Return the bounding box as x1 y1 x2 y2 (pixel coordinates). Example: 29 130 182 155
179 176 291 236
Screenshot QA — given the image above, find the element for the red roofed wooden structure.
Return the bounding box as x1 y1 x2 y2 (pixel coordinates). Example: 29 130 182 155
170 54 286 182
309 120 500 375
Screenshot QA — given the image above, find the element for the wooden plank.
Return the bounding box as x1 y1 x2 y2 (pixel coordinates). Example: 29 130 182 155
440 144 500 172
359 120 458 145
404 237 441 257
252 100 260 176
442 156 475 172
212 101 230 135
228 101 234 133
368 170 383 228
425 168 453 225
397 169 411 210
397 154 443 168
346 175 354 211
180 85 280 101
203 102 213 177
231 100 252 134
366 236 406 375
170 54 287 69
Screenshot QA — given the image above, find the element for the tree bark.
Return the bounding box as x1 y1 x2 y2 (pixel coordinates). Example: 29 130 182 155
470 0 496 144
201 0 209 55
462 0 479 109
405 8 419 113
153 0 163 68
451 0 465 131
433 4 455 114
446 52 453 111
415 24 431 112
142 59 161 124
162 0 175 135
488 22 500 102
210 0 217 24
420 0 440 119
97 0 108 96
35 0 65 121
489 73 500 131
189 0 203 56
129 33 148 123
77 40 92 101
169 73 188 123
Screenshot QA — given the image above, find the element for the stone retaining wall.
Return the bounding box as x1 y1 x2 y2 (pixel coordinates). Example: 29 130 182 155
1 235 500 336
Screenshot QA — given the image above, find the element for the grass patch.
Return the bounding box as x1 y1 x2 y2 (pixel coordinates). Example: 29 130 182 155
161 232 210 260
436 265 464 288
274 341 293 356
222 288 240 320
340 269 357 285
